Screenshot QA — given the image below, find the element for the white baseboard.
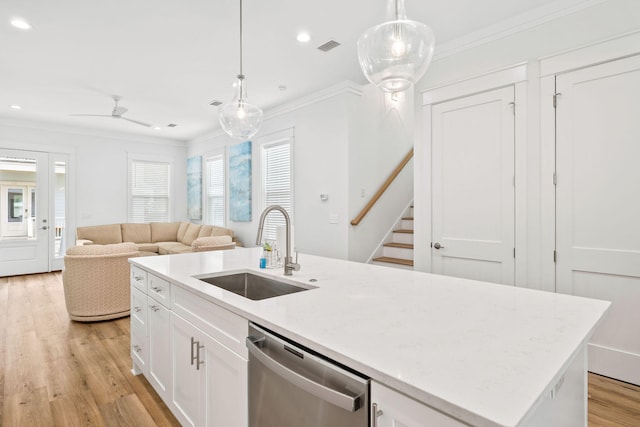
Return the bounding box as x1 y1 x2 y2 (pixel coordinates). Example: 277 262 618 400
588 342 640 386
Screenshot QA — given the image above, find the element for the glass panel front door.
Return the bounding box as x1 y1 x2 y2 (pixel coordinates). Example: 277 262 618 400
0 150 50 276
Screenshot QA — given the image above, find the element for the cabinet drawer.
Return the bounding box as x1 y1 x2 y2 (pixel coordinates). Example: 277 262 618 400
131 287 147 329
148 273 171 307
172 285 248 358
131 266 147 292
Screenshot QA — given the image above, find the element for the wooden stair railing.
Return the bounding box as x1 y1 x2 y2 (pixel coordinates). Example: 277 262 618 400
351 148 414 226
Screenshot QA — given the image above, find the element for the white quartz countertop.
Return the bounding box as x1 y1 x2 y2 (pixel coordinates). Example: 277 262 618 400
131 247 610 427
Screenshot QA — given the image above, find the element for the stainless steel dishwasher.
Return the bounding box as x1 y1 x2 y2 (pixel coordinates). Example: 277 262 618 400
246 323 370 427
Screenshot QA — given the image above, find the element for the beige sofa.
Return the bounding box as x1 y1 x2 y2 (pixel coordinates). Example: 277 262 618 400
76 221 237 254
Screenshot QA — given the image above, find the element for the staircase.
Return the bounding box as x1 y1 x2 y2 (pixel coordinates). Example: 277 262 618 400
372 205 414 270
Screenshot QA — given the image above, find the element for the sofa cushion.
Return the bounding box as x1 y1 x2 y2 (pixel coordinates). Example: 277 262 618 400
157 242 190 255
66 242 137 256
198 224 214 238
151 222 181 243
76 224 123 245
135 243 159 253
180 223 202 245
166 245 194 254
197 225 235 238
176 221 190 242
192 235 235 252
121 223 151 244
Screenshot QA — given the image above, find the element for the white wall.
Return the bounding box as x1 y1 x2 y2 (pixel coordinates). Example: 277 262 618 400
189 86 353 258
347 86 414 262
0 118 187 235
413 0 640 289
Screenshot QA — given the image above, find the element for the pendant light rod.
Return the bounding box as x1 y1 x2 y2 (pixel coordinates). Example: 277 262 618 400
239 0 243 76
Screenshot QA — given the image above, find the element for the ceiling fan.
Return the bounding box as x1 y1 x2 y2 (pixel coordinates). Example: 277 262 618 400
70 96 152 127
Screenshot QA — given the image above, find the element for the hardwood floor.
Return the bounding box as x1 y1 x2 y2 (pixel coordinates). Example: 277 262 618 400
1 272 180 427
1 272 639 426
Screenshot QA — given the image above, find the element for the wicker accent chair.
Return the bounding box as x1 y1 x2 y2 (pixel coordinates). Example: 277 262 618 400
62 242 141 322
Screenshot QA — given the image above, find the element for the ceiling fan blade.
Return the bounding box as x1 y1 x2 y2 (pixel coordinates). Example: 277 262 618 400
120 117 152 127
69 114 113 117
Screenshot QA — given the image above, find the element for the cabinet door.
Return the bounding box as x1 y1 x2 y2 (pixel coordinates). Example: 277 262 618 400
131 287 148 375
148 300 172 400
371 381 465 427
202 333 248 427
171 313 203 427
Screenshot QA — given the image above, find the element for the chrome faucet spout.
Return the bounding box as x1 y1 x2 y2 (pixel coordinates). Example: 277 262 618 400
255 205 300 275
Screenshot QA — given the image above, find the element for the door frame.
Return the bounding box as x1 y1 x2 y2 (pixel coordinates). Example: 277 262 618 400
0 139 76 274
416 63 528 286
539 31 640 293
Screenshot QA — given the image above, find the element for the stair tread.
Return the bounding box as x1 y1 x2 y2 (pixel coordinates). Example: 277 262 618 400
384 242 413 249
393 229 414 234
373 256 414 266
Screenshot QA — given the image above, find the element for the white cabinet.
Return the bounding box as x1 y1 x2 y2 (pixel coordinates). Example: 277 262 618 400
170 313 248 427
131 265 248 427
148 297 172 400
371 381 466 427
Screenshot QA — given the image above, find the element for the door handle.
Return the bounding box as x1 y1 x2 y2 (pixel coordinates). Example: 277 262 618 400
433 242 444 249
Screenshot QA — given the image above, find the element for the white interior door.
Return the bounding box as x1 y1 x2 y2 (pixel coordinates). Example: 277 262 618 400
431 86 515 285
0 149 50 276
556 54 640 385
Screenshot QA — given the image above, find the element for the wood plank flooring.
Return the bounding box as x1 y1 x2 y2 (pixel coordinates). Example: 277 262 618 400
1 272 639 426
1 272 179 427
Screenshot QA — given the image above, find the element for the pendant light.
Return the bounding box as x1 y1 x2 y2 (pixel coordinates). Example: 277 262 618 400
357 0 435 93
219 0 263 139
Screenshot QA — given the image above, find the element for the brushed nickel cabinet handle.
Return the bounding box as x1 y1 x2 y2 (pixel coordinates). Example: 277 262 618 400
372 403 383 427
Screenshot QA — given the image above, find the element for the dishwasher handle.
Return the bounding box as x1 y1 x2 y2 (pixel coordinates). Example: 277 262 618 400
246 336 363 412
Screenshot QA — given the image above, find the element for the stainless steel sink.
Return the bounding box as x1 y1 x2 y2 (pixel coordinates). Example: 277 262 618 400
196 272 313 300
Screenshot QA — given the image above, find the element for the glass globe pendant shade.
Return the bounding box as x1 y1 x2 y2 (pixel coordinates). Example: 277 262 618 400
357 0 435 93
218 75 263 140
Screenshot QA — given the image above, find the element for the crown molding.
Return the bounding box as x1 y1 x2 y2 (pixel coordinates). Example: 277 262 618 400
432 0 608 61
264 80 364 120
189 80 364 145
0 115 187 147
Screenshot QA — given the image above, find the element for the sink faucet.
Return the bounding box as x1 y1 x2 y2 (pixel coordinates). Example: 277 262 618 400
256 205 300 276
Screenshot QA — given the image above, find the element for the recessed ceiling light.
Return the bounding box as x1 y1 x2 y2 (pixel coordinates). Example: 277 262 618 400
10 18 32 30
152 126 162 130
297 32 311 43
9 105 22 110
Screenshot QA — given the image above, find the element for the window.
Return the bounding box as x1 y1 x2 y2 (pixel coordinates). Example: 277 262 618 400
129 159 170 223
261 137 293 242
205 154 225 226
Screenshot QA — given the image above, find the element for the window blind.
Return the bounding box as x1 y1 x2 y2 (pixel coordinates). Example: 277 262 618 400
206 155 225 227
262 142 292 242
130 160 170 223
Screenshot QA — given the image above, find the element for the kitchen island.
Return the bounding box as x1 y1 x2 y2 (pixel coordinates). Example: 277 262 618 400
130 247 609 427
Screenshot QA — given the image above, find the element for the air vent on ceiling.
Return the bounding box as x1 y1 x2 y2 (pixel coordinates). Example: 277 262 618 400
167 123 178 127
209 100 223 106
317 40 341 52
